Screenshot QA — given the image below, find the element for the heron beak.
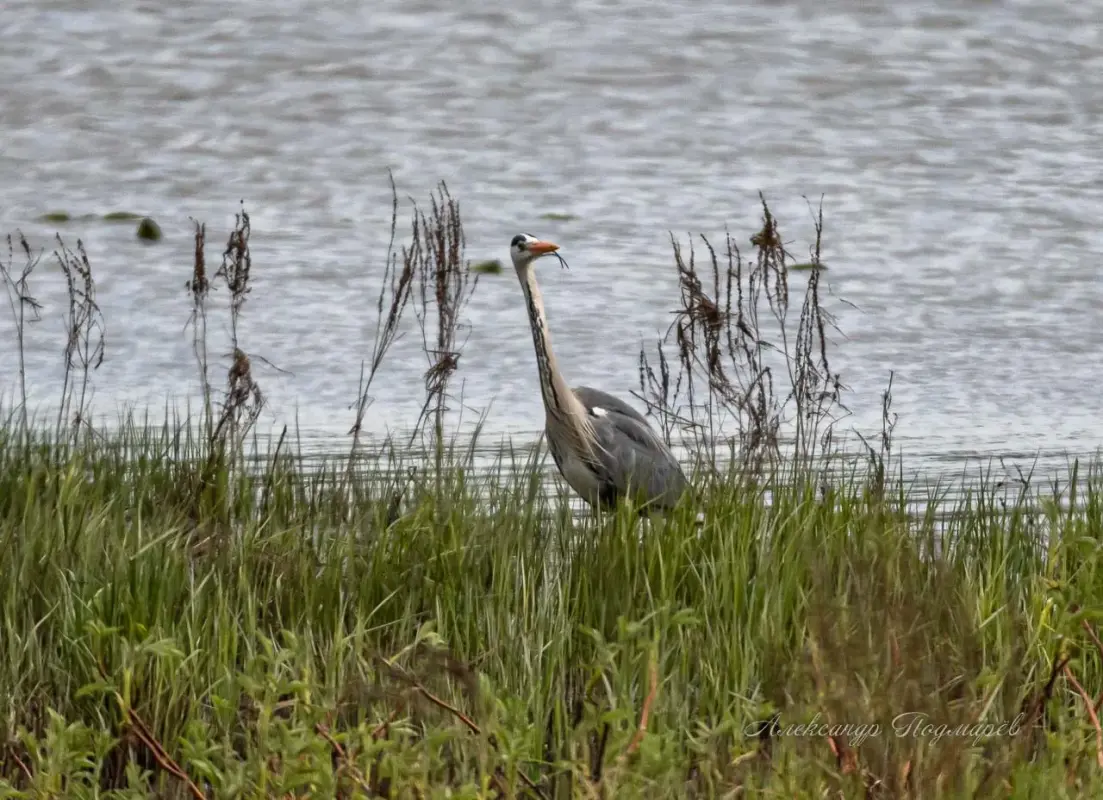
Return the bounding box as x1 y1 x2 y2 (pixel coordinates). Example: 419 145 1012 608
527 240 559 255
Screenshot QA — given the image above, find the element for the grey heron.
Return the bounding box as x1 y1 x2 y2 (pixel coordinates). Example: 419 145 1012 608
509 233 689 513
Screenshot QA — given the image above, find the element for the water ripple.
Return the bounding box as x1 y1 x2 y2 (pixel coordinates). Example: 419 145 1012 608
0 0 1101 476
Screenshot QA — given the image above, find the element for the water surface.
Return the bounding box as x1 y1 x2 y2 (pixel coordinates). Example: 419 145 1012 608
1 0 1101 479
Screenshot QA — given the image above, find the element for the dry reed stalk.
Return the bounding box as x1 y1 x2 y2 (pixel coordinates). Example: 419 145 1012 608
210 205 265 449
348 172 417 454
124 705 207 800
409 181 477 449
54 235 105 440
186 219 214 436
0 232 43 433
635 194 846 479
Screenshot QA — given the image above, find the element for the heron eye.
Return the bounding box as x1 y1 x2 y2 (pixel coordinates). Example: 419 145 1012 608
510 234 527 249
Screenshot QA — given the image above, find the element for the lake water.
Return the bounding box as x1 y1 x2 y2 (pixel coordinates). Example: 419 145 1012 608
2 0 1102 481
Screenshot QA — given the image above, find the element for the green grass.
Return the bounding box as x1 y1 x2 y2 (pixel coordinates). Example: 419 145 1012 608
2 421 1103 798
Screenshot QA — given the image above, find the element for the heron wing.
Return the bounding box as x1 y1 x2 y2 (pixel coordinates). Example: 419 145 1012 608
572 386 688 509
573 386 652 427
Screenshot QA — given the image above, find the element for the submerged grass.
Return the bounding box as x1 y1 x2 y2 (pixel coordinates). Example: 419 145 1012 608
3 178 1103 797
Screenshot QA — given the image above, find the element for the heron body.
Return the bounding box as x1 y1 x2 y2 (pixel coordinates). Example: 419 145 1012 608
509 233 689 513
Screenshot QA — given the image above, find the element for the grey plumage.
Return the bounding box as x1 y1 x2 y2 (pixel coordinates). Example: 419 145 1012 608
566 386 688 510
508 233 689 513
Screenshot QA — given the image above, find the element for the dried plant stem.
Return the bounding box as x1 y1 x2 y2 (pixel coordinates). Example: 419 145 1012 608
348 171 416 467
54 235 105 440
636 195 845 479
210 205 265 452
315 723 374 795
0 232 43 434
382 655 545 798
9 749 32 783
1063 663 1103 768
619 652 659 763
186 220 213 438
369 709 399 739
409 181 476 456
124 705 206 799
1083 618 1103 715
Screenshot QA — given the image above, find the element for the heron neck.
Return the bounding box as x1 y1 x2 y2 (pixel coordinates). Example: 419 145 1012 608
518 266 583 419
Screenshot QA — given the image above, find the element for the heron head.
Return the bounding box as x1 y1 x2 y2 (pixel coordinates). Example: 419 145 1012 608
509 233 559 269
